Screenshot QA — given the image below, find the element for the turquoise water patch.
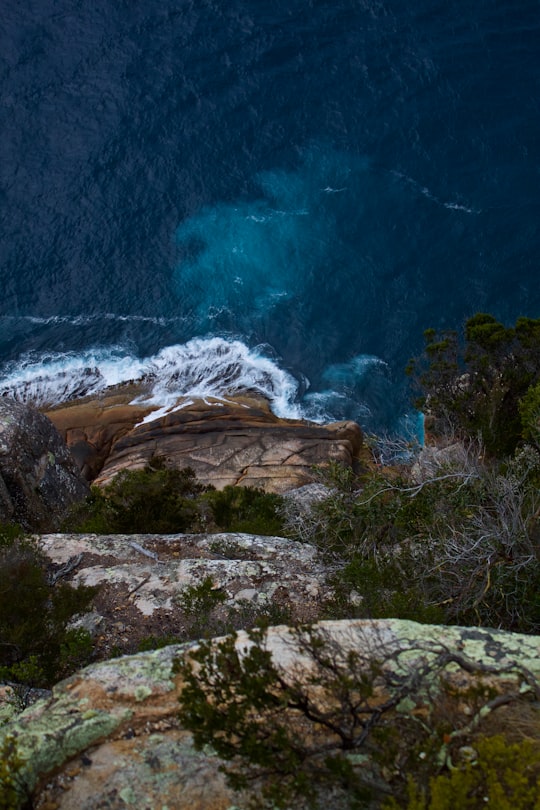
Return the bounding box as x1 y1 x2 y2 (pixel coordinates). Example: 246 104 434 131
174 148 371 335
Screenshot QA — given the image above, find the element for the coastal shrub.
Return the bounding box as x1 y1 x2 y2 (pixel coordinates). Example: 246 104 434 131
204 485 286 536
176 625 376 809
177 625 539 809
407 313 540 456
285 458 483 561
520 380 540 447
174 575 227 638
0 735 27 810
0 534 96 687
287 443 540 632
425 445 540 632
324 556 444 625
64 458 286 536
63 459 210 534
137 634 182 652
390 735 540 810
0 524 24 548
171 576 292 643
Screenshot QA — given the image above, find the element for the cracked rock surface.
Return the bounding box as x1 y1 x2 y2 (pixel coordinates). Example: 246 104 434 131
0 398 89 529
47 392 363 491
38 532 333 658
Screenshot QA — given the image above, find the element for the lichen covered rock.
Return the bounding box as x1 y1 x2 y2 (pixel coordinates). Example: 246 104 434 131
37 532 332 657
1 620 538 809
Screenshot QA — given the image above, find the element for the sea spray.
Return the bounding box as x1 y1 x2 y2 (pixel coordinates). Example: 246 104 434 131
132 338 303 420
0 338 302 420
0 335 417 434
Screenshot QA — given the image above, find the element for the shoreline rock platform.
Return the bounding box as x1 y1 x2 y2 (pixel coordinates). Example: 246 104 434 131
46 390 364 492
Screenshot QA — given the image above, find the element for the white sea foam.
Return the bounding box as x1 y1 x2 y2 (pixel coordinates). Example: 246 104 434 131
0 333 402 430
0 348 147 406
0 313 179 327
132 338 302 420
0 337 303 420
391 170 480 214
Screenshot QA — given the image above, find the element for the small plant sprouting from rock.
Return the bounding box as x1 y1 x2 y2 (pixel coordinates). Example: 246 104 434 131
0 735 28 810
175 576 227 638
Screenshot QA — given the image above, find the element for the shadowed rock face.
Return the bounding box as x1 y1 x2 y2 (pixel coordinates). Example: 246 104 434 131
47 392 363 492
45 388 155 482
0 398 89 530
2 619 539 809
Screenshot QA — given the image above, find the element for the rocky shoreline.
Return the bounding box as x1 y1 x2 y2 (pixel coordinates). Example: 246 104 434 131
45 388 364 493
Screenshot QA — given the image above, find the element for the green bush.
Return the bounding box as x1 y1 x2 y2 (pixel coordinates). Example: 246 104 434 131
391 735 540 810
177 626 539 809
64 459 210 534
204 485 286 536
0 533 96 687
407 313 540 456
0 735 27 810
64 459 286 537
520 380 540 446
325 556 444 625
286 443 540 632
137 634 182 652
176 626 375 809
174 575 228 639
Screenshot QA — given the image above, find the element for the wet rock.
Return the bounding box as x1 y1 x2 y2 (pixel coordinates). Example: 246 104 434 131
47 392 363 492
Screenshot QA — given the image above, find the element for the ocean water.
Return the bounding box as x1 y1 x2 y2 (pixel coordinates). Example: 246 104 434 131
1 0 539 433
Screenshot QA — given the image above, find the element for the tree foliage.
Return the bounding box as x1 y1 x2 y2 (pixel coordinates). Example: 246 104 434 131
64 458 286 537
177 624 540 809
0 526 96 687
203 485 285 536
407 313 540 456
64 458 210 534
0 735 27 810
394 736 540 810
285 442 540 633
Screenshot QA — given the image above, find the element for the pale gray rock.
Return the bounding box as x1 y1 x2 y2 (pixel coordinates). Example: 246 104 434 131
37 532 333 657
410 441 479 483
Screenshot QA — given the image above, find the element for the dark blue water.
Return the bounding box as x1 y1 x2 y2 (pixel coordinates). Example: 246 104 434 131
1 1 539 431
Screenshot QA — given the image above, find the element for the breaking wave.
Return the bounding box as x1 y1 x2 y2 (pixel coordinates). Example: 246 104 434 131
0 335 423 440
0 337 304 420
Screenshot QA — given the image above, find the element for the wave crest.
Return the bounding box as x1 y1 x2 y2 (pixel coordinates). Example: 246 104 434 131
0 338 302 420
